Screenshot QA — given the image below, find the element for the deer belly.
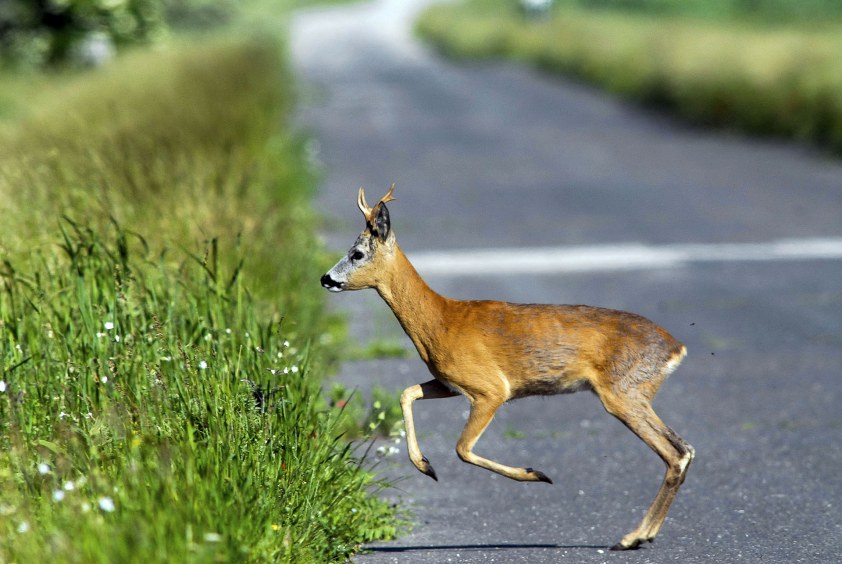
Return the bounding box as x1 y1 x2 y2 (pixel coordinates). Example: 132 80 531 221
510 374 593 400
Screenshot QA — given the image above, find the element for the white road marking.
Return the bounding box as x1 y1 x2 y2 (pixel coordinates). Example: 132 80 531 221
408 238 842 277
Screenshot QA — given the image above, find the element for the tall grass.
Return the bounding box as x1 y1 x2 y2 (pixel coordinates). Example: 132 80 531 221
0 38 398 562
417 0 842 153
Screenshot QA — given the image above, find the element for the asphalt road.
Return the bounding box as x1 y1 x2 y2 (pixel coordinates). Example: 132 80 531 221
291 2 842 562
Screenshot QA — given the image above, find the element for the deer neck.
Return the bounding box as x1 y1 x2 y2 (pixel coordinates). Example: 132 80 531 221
376 244 448 364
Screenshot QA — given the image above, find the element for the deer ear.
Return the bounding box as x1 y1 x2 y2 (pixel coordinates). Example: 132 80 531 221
372 203 391 242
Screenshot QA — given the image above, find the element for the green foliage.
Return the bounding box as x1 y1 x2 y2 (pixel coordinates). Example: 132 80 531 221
573 0 842 21
347 338 413 361
0 0 165 68
370 386 405 438
417 0 842 153
0 221 394 562
329 384 405 439
0 37 398 561
163 0 234 30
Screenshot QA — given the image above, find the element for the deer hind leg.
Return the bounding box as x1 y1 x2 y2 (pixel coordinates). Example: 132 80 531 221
400 379 459 481
455 396 553 484
599 392 694 551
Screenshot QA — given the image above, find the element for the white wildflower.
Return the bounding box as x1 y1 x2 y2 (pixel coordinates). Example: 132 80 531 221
81 502 91 513
203 532 222 542
98 497 115 512
52 490 65 502
277 352 283 358
84 412 93 419
37 463 50 475
283 367 289 375
283 340 290 348
198 361 208 370
64 481 75 491
376 445 400 457
101 376 108 384
0 381 6 393
104 321 114 330
17 521 29 534
225 328 232 335
204 333 212 342
114 335 120 343
59 411 69 419
290 366 299 374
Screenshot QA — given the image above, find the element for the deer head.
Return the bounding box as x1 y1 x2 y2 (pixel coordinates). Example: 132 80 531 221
321 184 396 292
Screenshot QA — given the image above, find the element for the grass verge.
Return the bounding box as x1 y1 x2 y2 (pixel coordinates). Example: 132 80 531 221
416 0 842 153
0 36 399 562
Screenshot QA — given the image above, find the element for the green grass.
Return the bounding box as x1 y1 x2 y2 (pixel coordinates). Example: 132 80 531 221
347 338 413 361
329 384 405 439
569 0 842 22
417 0 842 153
0 34 399 563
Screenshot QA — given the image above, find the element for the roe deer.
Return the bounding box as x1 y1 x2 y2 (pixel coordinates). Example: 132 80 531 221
320 184 694 550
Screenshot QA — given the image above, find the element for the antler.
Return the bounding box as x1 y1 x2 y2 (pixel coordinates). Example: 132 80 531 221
358 183 396 223
357 186 371 220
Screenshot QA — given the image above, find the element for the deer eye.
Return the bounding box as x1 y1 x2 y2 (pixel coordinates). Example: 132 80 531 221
351 250 365 261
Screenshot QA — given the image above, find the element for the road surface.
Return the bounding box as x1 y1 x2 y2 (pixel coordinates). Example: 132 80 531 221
292 2 842 561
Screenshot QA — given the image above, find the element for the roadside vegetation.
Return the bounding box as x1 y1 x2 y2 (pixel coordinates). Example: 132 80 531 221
0 3 401 562
417 0 842 153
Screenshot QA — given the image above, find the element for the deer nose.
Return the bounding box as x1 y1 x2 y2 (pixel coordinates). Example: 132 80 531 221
321 273 342 290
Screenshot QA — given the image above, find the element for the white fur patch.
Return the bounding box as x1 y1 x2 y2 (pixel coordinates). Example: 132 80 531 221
665 345 688 375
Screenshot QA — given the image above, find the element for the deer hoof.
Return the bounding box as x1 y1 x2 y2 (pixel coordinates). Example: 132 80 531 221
526 467 553 484
420 456 438 481
610 538 642 551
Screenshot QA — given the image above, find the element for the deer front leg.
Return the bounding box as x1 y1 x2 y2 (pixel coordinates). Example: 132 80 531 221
400 379 459 481
456 396 553 484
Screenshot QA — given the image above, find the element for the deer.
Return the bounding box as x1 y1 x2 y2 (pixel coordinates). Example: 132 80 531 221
320 184 694 551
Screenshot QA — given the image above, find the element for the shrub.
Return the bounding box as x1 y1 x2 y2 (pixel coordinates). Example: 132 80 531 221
0 0 165 68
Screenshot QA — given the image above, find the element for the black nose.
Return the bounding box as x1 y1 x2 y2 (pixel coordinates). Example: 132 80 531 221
321 273 340 289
